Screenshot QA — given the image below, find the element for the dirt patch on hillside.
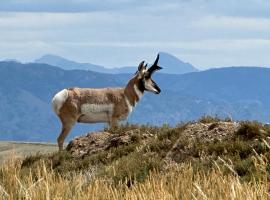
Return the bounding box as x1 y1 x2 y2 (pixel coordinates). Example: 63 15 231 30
67 122 240 158
67 129 153 157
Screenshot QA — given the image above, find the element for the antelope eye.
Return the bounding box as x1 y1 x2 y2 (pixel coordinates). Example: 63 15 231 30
144 74 150 79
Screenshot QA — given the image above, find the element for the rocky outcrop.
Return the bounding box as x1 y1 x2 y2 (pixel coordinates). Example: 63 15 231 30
166 122 240 162
181 121 240 142
66 129 153 157
66 122 242 159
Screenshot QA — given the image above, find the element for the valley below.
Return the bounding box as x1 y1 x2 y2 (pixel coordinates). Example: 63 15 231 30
0 141 57 163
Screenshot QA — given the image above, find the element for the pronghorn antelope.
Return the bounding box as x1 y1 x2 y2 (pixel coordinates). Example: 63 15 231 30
52 54 162 151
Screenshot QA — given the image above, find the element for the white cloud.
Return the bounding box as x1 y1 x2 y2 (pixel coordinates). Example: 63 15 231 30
1 1 270 68
193 16 270 31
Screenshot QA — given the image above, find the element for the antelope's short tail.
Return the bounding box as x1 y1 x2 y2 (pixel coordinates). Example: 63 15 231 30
52 89 68 115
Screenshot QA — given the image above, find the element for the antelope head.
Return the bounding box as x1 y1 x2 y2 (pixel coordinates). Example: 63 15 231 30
136 54 162 94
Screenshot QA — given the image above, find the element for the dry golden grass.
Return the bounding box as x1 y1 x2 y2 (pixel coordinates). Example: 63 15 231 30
0 153 269 200
1 121 270 199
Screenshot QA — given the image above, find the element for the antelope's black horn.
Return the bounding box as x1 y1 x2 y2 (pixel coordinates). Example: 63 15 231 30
153 54 159 66
147 54 163 75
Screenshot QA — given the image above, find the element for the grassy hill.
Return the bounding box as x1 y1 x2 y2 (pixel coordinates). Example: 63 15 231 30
0 118 269 199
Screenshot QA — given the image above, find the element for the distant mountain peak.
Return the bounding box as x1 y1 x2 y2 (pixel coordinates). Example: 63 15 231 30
34 52 198 74
35 54 107 72
2 58 20 63
35 54 83 66
37 54 64 59
158 52 198 74
36 54 70 63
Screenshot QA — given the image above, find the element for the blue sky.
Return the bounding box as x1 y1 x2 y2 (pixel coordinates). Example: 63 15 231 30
1 0 270 69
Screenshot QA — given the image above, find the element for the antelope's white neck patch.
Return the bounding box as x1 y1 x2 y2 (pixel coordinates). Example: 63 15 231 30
134 85 143 100
125 96 133 113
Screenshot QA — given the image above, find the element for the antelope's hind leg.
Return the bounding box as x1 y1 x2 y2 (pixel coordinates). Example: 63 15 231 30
108 117 118 130
57 118 76 151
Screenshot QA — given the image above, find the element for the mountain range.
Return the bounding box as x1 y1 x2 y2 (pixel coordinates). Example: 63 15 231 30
34 52 198 74
1 60 270 141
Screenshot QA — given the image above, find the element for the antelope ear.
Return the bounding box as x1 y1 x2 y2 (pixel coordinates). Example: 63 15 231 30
138 61 145 72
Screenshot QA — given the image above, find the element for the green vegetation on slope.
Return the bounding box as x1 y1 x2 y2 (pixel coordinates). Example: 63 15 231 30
20 118 270 183
0 118 270 199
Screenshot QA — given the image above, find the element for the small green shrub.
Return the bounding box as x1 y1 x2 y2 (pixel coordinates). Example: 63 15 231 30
100 152 163 184
199 115 221 123
236 121 264 139
207 139 254 159
234 158 253 177
21 152 44 168
208 122 219 130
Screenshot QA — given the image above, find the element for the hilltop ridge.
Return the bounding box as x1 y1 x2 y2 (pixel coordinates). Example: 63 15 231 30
20 117 270 182
1 118 270 199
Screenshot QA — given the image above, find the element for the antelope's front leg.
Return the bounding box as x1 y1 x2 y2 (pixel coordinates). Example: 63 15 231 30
108 117 118 129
